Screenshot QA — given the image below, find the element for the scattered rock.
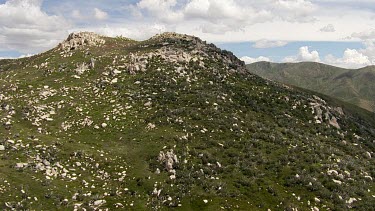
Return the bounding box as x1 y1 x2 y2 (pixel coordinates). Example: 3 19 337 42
332 179 342 185
93 199 106 206
314 197 320 203
90 58 96 69
346 197 357 204
147 123 156 130
15 163 28 169
155 168 160 174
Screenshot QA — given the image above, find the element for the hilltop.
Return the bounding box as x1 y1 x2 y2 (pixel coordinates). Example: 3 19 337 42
246 61 375 112
0 32 374 210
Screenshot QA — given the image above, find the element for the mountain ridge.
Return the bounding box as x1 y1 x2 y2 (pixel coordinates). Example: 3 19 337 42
247 61 375 112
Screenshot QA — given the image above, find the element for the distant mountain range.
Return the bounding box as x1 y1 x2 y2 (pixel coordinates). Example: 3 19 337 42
246 61 375 112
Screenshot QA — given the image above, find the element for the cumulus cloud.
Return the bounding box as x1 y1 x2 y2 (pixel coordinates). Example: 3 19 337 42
94 8 108 20
283 46 320 62
320 24 335 32
253 39 288 48
137 0 183 23
327 33 375 68
0 0 69 53
324 38 375 68
240 56 271 64
134 0 317 34
358 40 375 63
274 0 317 22
325 49 370 68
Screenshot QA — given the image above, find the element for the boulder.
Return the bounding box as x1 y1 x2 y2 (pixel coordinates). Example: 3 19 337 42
90 58 96 69
329 116 340 129
15 163 28 169
75 63 89 75
335 107 344 116
166 158 174 172
93 199 106 206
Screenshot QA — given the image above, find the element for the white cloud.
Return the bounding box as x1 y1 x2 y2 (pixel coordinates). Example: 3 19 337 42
324 33 375 68
325 49 370 68
253 39 288 48
274 0 317 22
134 0 318 34
137 0 183 23
358 40 375 63
71 10 82 19
0 0 69 53
240 56 271 64
320 24 335 32
323 38 375 68
283 46 320 62
94 8 108 20
192 1 271 33
350 29 375 40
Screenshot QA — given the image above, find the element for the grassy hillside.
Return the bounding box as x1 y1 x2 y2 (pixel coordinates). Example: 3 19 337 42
0 32 374 210
246 61 375 112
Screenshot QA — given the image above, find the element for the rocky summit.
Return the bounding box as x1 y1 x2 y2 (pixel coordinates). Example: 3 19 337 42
0 32 374 210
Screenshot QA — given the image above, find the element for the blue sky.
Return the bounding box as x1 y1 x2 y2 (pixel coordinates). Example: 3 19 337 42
1 0 375 68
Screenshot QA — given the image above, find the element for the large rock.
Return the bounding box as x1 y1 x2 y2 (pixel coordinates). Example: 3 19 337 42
59 32 105 51
93 199 106 206
75 63 89 75
329 116 340 129
158 149 179 173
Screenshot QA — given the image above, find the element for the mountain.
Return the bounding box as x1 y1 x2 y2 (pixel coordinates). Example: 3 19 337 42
246 61 375 112
0 32 374 210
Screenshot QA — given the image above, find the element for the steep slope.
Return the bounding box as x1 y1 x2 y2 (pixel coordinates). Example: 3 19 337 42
0 32 374 210
246 61 375 112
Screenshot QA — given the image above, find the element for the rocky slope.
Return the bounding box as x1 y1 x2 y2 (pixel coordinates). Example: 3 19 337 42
246 61 375 112
0 32 374 210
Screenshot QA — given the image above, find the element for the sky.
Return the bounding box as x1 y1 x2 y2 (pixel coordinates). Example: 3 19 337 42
1 0 375 68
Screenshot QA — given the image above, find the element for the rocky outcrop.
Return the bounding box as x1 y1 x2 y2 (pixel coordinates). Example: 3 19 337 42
149 32 246 73
158 149 178 172
158 149 179 179
309 95 342 129
59 32 105 52
329 116 340 129
75 63 89 75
